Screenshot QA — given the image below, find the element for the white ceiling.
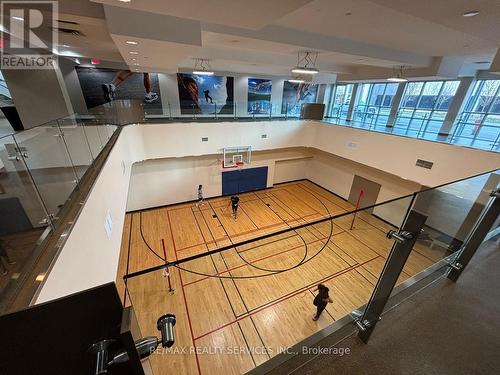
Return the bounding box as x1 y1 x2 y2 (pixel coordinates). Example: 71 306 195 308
53 0 499 80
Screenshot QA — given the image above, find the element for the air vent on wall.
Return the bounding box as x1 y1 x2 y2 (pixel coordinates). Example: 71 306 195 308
416 159 433 169
201 137 208 142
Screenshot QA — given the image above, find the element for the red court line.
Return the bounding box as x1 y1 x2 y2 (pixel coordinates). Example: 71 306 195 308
193 255 380 341
177 265 202 375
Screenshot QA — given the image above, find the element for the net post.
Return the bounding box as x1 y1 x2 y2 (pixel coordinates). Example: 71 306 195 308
350 190 365 230
161 239 174 293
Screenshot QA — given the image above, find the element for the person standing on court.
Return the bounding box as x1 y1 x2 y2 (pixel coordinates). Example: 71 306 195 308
312 284 332 321
230 195 240 219
196 185 205 207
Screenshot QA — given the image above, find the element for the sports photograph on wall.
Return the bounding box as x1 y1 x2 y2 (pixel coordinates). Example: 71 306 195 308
75 67 163 114
247 78 272 114
177 73 234 115
281 81 318 116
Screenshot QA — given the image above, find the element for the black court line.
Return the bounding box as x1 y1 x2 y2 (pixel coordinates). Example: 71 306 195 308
236 190 344 318
200 203 270 361
262 191 356 268
124 185 414 279
191 208 257 367
123 213 133 306
295 186 436 267
217 191 335 346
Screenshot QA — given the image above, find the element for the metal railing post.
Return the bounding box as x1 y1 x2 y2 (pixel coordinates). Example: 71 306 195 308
447 189 500 282
56 120 81 189
11 135 55 229
356 208 427 343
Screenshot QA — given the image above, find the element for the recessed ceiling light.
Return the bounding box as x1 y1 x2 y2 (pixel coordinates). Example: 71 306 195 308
463 10 479 17
118 0 131 3
131 58 136 61
129 51 139 55
125 40 138 45
133 63 139 65
288 79 305 83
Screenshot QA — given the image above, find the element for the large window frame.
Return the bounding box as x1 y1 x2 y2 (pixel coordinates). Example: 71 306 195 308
393 80 460 137
451 79 500 147
328 83 354 120
352 82 398 127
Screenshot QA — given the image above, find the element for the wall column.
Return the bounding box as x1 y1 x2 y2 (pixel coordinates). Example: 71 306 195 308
386 83 406 127
438 77 474 136
3 64 74 129
346 83 359 122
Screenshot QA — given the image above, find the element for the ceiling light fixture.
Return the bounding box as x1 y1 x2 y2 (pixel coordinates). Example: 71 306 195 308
118 0 131 3
125 40 138 45
462 10 479 17
193 58 214 75
387 65 408 82
291 51 319 75
288 79 305 83
129 51 139 55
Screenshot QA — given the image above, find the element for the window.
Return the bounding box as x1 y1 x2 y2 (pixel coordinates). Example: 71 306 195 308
328 84 353 120
394 80 460 136
454 79 500 147
353 82 398 127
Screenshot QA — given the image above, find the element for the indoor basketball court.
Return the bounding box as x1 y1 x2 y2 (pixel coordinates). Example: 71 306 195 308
117 148 449 375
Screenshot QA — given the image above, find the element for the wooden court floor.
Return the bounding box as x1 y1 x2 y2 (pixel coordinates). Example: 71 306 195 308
117 180 448 375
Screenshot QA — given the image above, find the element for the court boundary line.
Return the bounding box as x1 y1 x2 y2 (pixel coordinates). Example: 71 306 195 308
193 256 380 341
199 202 272 361
167 211 202 375
190 208 258 368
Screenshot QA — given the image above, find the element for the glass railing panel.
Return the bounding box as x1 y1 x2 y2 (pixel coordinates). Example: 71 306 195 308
12 122 79 221
57 122 94 181
82 122 105 159
124 193 413 374
401 170 500 284
0 134 52 297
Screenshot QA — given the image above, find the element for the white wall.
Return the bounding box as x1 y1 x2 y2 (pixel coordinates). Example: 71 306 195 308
306 149 420 226
310 122 500 188
36 127 133 303
274 158 309 184
127 148 310 211
36 120 500 303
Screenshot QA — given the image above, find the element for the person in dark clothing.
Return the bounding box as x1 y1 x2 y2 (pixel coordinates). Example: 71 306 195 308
204 90 213 103
0 239 16 276
196 184 204 207
230 195 240 219
312 284 332 321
